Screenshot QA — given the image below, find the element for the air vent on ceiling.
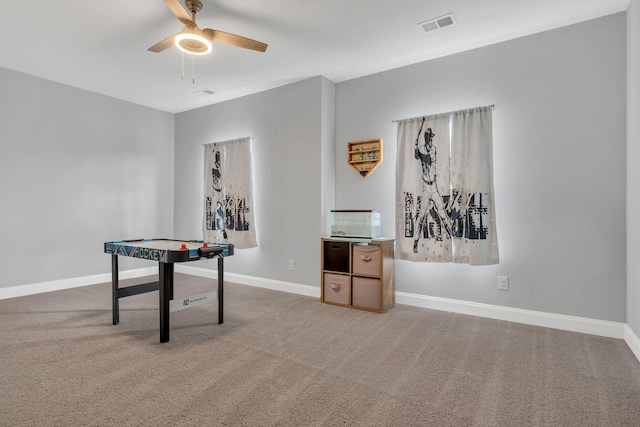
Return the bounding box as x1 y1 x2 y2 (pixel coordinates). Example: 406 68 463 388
194 88 215 96
419 13 456 33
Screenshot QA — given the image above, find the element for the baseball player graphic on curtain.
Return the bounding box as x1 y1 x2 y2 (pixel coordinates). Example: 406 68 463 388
397 115 453 262
203 137 257 249
413 123 453 254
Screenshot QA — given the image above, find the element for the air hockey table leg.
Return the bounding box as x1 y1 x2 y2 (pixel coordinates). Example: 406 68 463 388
159 261 174 343
218 256 224 325
111 254 119 325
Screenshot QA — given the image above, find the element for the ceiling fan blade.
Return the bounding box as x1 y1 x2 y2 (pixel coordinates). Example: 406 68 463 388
148 34 179 53
164 0 195 26
203 28 268 52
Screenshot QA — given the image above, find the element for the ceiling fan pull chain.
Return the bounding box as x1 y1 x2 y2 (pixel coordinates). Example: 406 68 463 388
181 51 185 80
192 48 196 84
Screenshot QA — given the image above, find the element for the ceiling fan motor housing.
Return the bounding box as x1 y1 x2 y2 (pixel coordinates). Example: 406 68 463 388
185 0 203 14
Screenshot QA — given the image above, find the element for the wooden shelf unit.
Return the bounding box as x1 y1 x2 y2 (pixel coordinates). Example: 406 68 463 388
347 139 383 178
321 238 395 313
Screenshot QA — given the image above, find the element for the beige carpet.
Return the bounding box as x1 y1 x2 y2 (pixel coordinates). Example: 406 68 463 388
1 273 639 426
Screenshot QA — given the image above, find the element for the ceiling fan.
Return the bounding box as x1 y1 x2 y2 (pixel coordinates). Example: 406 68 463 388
148 0 268 55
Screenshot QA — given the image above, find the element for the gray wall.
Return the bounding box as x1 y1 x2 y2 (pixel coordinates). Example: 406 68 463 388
321 78 337 236
335 13 627 322
174 76 335 285
0 67 175 288
628 0 640 335
0 11 632 328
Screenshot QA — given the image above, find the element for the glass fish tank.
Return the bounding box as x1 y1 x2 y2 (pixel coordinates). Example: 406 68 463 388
330 210 381 239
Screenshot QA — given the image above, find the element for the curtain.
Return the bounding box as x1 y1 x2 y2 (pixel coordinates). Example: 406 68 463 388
203 137 257 249
395 105 498 265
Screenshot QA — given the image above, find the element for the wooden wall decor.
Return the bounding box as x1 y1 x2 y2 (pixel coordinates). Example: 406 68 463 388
347 138 383 178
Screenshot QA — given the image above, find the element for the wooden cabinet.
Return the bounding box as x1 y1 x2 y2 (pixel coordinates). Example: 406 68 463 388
321 238 395 313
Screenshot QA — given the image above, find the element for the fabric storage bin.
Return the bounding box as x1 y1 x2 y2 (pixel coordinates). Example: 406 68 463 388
352 244 381 277
323 273 350 305
323 240 350 273
352 276 381 310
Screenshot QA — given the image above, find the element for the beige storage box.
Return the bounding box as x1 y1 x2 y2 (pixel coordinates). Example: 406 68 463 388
352 244 382 277
352 277 381 310
323 273 350 305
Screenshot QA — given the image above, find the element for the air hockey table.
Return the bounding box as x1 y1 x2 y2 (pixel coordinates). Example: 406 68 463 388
104 238 234 343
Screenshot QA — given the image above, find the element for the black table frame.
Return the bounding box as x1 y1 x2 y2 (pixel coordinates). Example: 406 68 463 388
106 240 231 343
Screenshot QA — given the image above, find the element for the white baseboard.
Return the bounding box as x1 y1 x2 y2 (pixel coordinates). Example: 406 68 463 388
624 324 640 362
0 267 156 300
396 292 626 339
3 265 639 363
177 265 628 340
174 265 320 298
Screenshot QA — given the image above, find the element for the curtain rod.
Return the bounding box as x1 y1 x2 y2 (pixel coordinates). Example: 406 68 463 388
202 136 252 146
392 104 495 123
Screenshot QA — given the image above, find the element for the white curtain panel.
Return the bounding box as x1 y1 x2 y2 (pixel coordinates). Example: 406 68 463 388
395 106 499 265
203 137 257 249
450 106 499 265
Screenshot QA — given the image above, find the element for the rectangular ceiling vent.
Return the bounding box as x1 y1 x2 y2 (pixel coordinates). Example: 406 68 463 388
194 88 215 96
419 13 456 33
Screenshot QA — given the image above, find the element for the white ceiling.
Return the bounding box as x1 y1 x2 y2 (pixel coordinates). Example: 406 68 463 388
0 0 629 113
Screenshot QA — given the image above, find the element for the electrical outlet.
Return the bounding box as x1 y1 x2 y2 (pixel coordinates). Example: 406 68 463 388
288 259 295 270
498 276 509 291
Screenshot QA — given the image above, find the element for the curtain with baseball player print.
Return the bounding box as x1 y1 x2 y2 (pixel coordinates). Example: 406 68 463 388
395 105 499 265
203 137 257 249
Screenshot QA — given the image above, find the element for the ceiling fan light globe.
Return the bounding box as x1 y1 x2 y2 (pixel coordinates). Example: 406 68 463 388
174 33 212 55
